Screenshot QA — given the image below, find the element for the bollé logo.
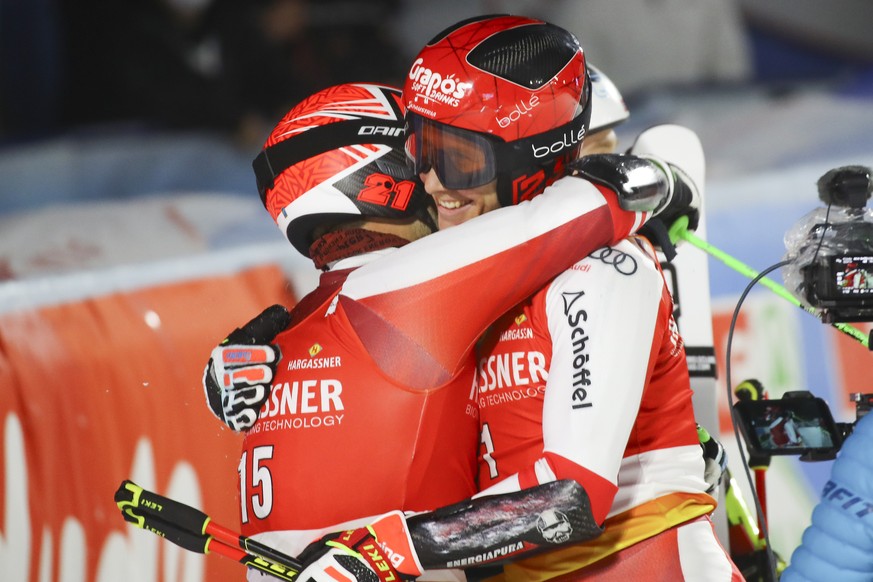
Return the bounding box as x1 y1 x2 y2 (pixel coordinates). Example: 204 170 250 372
531 127 586 158
497 96 540 128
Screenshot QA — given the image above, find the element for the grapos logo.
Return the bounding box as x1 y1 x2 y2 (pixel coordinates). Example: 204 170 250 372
408 58 473 107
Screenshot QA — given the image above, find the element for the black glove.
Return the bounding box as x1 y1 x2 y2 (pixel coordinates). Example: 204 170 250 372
627 125 704 260
202 304 291 431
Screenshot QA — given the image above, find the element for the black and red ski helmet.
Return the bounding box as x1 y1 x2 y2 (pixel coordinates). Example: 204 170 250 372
253 83 434 258
403 14 591 206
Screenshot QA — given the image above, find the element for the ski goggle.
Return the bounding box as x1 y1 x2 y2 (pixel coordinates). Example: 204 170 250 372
405 107 592 191
405 114 501 190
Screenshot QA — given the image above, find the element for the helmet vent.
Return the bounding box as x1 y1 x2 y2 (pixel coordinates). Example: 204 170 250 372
468 23 579 89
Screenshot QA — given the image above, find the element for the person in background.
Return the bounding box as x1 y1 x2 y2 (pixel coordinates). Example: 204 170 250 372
781 411 873 582
391 0 752 99
202 79 692 580
58 0 405 147
765 408 802 448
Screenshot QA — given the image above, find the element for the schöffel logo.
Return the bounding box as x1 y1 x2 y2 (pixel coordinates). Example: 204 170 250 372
562 290 593 410
531 127 586 159
408 58 473 107
589 247 638 275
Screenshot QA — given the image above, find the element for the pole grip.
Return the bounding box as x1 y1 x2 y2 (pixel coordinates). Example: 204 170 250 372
116 480 210 535
115 480 304 576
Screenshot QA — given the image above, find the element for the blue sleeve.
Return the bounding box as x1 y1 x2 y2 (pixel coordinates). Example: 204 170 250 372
781 412 873 582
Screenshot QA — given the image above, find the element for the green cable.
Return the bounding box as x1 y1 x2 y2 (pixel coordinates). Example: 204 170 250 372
667 216 870 348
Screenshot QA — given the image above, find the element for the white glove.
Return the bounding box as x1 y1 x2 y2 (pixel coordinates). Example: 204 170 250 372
698 425 728 496
296 512 422 582
202 305 290 431
203 343 278 431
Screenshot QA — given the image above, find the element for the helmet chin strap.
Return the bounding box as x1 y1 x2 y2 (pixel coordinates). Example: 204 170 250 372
492 78 591 207
496 167 543 207
496 149 580 207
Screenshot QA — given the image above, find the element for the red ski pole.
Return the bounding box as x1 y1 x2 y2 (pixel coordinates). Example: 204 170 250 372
115 480 302 581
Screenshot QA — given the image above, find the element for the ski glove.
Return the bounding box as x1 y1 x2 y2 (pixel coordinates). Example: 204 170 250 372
202 304 290 432
629 124 704 260
296 512 422 582
698 425 728 496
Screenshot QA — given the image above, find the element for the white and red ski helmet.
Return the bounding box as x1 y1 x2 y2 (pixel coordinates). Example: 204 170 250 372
403 14 591 206
253 83 434 258
588 64 629 133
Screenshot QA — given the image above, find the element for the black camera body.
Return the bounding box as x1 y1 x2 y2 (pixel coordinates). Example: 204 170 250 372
734 390 872 461
802 247 873 323
733 391 844 461
798 166 873 323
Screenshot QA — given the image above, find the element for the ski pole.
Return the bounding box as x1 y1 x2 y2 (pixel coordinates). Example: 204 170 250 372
115 480 302 580
122 507 296 580
668 216 871 349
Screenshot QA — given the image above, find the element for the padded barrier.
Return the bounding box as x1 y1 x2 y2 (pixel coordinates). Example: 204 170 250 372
0 262 296 582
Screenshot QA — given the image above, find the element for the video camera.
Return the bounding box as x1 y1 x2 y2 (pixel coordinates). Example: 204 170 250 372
784 165 873 323
731 167 873 460
734 390 872 461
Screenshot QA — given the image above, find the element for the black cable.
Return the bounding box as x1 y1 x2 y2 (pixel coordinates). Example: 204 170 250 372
809 203 833 265
725 259 791 582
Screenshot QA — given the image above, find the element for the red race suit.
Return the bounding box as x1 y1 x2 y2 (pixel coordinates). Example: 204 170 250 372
239 178 651 579
475 236 718 580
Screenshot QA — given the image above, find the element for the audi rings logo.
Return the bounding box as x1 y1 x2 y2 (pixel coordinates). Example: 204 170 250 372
590 248 637 275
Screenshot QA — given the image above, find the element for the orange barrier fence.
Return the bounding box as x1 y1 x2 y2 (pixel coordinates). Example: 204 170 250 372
0 263 296 582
